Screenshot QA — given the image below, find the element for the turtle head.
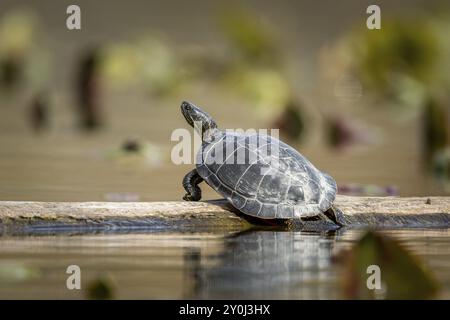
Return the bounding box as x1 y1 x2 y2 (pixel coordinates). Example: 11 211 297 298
181 101 218 136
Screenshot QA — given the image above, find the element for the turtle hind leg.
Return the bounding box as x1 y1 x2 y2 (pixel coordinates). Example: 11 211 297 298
323 205 346 227
182 169 204 201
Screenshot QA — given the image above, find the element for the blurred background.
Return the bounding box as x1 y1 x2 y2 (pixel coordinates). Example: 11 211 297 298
1 0 450 202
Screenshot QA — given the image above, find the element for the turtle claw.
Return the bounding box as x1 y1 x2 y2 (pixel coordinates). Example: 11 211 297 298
183 193 200 201
325 206 346 227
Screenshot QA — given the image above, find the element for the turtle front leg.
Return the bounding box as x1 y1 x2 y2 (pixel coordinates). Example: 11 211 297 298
182 169 204 201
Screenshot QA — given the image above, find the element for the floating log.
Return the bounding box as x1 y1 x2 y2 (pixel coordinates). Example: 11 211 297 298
0 196 449 233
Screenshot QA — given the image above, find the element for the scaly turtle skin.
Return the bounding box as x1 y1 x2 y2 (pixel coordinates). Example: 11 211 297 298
180 101 345 226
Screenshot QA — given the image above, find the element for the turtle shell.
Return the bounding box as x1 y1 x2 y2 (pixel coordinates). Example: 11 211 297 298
196 132 337 219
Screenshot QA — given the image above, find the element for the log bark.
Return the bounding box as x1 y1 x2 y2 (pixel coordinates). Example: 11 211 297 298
0 196 449 233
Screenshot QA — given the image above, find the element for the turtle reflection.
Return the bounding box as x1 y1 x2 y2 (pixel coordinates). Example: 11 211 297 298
184 230 340 299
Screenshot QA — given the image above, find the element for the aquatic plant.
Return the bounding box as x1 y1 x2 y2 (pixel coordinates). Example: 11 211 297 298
102 36 183 97
218 4 279 67
422 95 450 166
0 9 50 94
86 276 115 300
214 4 298 123
341 230 439 299
271 100 306 142
350 19 439 107
105 137 164 168
0 263 40 282
222 67 290 119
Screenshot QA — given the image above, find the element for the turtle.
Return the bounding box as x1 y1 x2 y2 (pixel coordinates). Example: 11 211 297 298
180 101 345 226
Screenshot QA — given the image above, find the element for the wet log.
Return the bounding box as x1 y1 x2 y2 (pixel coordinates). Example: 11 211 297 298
0 196 449 233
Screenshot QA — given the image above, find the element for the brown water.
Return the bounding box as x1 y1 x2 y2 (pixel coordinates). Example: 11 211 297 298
0 228 449 299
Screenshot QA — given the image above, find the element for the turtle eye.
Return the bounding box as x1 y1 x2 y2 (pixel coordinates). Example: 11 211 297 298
181 101 191 111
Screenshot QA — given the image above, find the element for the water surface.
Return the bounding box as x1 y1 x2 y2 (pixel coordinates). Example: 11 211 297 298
1 228 449 299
